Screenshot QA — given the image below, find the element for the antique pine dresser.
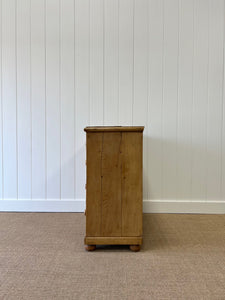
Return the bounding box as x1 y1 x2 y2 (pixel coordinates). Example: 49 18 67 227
84 126 144 251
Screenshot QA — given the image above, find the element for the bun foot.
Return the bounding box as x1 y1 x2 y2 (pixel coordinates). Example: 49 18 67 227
129 245 140 252
85 245 96 251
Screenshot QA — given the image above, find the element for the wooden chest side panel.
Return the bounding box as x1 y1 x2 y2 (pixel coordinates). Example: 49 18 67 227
101 132 122 236
86 132 102 236
121 132 143 236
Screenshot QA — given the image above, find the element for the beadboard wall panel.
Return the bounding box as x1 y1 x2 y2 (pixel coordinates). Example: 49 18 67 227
222 5 225 202
1 0 17 199
118 0 133 126
17 0 31 199
30 0 46 200
75 0 90 200
90 0 104 126
60 0 75 199
162 0 179 200
191 0 209 201
148 0 164 201
176 0 194 201
104 0 119 125
0 0 225 213
206 0 224 201
133 0 148 200
0 0 2 200
46 0 61 199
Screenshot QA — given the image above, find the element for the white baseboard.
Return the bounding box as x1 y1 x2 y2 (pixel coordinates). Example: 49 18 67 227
0 199 85 212
143 200 225 214
0 199 224 214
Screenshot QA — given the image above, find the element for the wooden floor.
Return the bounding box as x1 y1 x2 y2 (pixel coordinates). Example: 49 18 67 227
0 213 224 299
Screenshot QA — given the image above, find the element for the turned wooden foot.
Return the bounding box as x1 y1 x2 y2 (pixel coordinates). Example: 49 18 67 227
129 245 141 252
85 245 96 251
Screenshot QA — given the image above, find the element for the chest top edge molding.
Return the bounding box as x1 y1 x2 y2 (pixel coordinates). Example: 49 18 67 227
84 126 144 133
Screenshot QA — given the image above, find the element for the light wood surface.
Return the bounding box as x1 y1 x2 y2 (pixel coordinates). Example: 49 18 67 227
85 126 143 250
121 132 143 236
85 236 142 245
84 126 144 132
101 132 122 236
86 132 102 236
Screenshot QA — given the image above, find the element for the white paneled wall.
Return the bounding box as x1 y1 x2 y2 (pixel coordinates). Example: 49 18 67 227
0 0 225 213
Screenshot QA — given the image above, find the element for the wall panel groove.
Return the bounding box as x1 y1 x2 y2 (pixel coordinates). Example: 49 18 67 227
1 0 17 199
17 0 31 199
177 0 194 201
0 0 3 199
31 0 46 199
60 0 75 199
0 0 225 212
222 0 225 200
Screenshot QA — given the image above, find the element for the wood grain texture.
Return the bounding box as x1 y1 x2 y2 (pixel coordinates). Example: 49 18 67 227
101 132 122 236
86 132 102 236
85 236 142 245
84 126 144 132
85 127 143 247
121 132 143 236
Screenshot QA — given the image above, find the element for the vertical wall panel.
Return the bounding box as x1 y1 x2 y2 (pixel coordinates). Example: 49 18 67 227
177 0 194 200
75 0 90 199
17 0 31 199
0 0 224 211
191 0 209 200
104 0 119 125
133 0 148 125
206 0 224 201
223 1 225 201
1 0 17 199
61 0 75 199
133 0 148 199
46 0 61 199
148 0 163 200
31 0 46 199
90 0 104 125
118 0 133 125
162 0 179 200
0 0 3 199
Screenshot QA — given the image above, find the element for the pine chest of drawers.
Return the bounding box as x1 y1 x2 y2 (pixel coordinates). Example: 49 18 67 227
84 126 144 251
